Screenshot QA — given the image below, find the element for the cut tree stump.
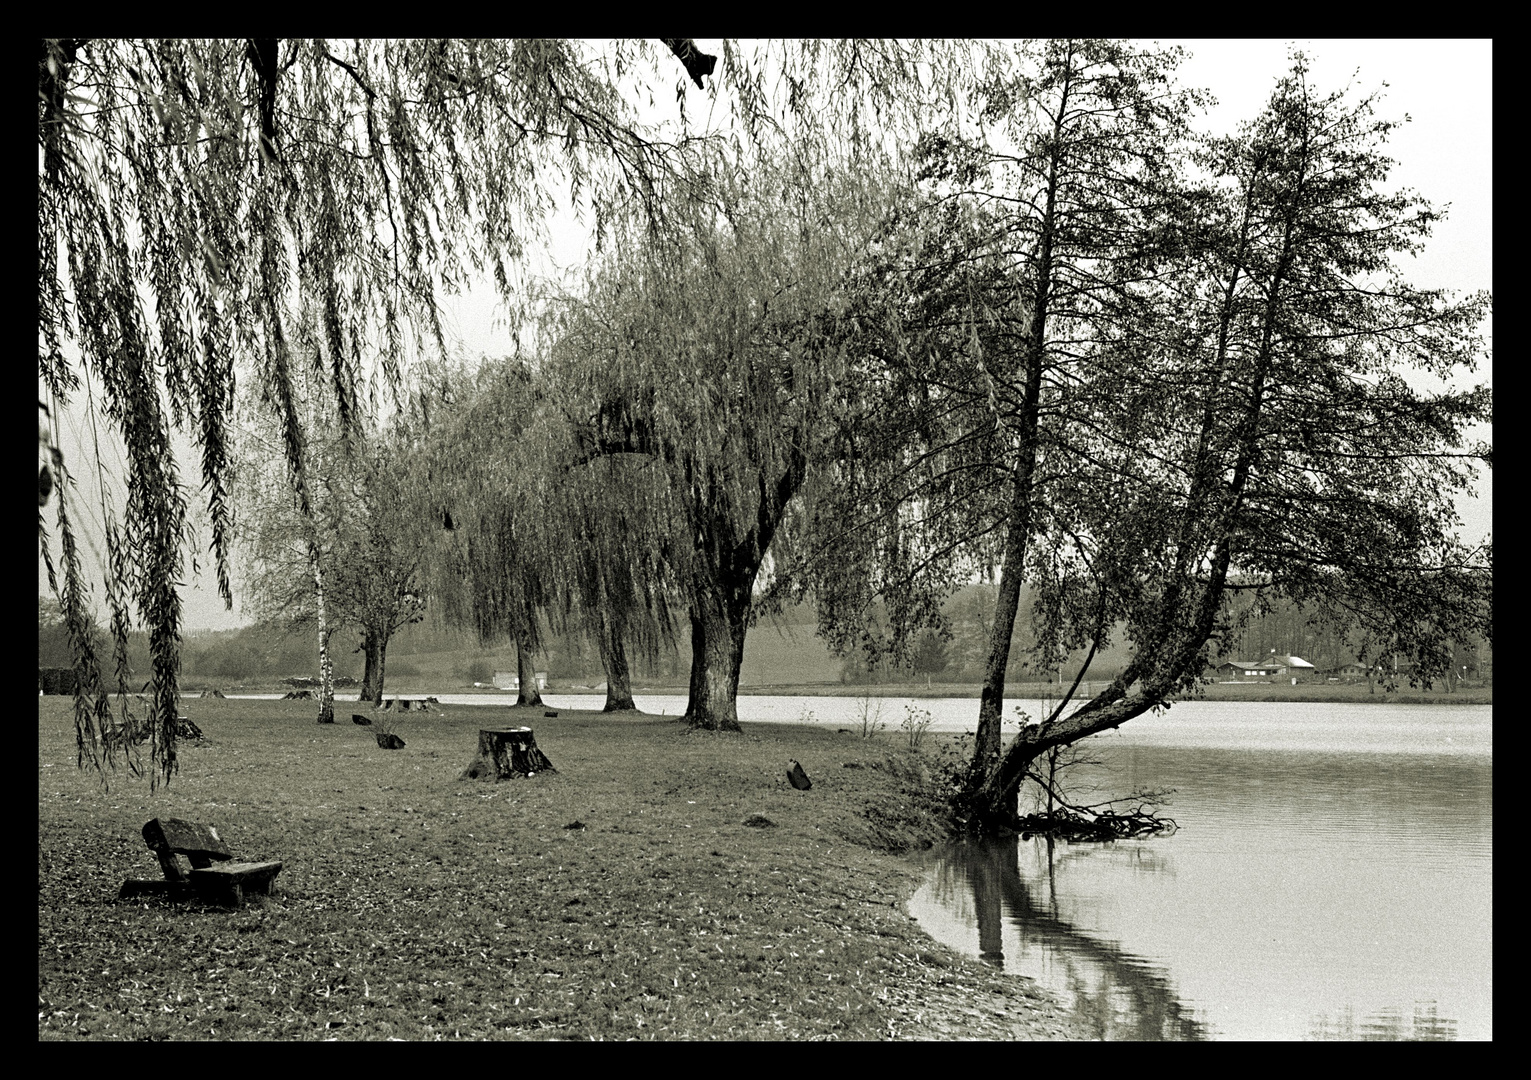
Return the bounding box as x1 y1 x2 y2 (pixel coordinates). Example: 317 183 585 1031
459 727 556 781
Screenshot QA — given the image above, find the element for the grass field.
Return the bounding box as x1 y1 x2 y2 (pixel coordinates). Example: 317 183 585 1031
38 697 1082 1041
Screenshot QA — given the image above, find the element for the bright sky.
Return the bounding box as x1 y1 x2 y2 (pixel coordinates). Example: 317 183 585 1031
40 39 1492 631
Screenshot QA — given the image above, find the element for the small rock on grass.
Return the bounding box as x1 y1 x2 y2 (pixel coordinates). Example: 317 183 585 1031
743 813 776 828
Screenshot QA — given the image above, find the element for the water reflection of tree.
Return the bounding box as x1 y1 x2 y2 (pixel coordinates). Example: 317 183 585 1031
933 837 1210 1041
1308 1002 1457 1041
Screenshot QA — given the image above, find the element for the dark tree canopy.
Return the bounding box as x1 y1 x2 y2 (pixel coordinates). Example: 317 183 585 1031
793 39 1206 778
777 46 1492 828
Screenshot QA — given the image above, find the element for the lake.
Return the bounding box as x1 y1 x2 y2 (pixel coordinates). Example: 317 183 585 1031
895 700 1492 1041
589 695 1491 1041
221 689 1490 1038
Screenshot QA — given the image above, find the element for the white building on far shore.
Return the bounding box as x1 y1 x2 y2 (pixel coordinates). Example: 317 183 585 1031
493 670 548 692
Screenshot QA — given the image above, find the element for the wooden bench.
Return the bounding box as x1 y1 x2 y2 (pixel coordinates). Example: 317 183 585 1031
118 818 282 906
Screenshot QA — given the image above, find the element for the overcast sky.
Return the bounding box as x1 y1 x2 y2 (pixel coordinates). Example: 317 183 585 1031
40 39 1492 631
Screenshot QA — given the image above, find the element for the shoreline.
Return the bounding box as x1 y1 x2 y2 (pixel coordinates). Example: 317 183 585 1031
249 681 1489 707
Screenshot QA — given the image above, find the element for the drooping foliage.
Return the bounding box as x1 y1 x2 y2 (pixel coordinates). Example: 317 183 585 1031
422 361 553 664
36 38 714 780
539 149 907 729
38 36 975 783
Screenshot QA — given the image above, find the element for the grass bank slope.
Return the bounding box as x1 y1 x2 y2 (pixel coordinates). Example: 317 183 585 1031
39 698 1082 1041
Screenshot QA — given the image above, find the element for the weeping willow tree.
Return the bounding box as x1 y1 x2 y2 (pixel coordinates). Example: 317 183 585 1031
425 356 687 713
554 453 687 712
37 36 979 782
418 361 555 707
538 148 913 731
36 37 741 784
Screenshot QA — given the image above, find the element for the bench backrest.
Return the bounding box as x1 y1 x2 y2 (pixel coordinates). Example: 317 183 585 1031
143 818 234 882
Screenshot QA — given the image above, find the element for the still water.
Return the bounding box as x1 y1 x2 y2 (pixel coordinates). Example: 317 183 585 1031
896 701 1492 1041
577 695 1490 1040
222 690 1489 1037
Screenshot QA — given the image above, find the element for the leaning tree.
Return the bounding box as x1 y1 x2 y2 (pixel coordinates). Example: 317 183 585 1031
790 38 1205 782
963 55 1492 829
967 52 1494 790
953 55 1493 827
782 46 1491 831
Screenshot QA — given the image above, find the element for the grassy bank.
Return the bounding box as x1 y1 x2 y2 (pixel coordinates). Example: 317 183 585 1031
38 698 1082 1041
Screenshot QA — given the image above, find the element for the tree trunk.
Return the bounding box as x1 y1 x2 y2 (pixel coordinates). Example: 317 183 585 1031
972 503 1031 780
682 588 749 732
515 636 542 707
360 627 388 706
598 614 637 712
314 562 335 724
964 125 1055 800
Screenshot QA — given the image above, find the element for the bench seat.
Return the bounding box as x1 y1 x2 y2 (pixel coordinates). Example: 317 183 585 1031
118 817 281 906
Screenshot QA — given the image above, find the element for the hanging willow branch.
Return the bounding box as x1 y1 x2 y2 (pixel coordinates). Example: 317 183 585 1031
38 37 977 784
37 38 723 785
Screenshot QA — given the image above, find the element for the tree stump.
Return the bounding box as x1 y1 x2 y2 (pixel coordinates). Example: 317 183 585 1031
459 727 556 781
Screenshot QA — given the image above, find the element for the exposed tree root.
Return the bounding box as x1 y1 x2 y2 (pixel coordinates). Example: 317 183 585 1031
1015 806 1177 842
